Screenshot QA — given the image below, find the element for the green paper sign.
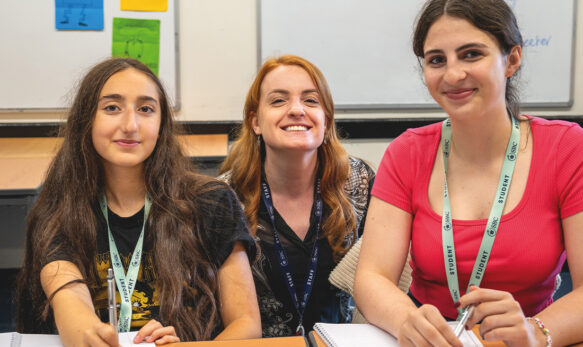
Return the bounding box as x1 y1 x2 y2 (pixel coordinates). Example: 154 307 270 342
112 17 160 75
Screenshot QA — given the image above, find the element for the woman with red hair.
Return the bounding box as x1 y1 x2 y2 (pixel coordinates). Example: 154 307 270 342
219 55 375 336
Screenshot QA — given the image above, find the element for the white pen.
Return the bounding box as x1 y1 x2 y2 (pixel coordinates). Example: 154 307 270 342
107 268 118 332
454 305 475 338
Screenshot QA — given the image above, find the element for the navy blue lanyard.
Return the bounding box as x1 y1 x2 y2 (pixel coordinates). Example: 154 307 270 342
260 179 322 336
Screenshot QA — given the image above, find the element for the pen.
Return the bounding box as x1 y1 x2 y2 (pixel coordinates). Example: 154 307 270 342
107 268 118 332
454 305 475 338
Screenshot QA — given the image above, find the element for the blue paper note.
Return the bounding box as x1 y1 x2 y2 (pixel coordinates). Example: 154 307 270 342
55 0 104 30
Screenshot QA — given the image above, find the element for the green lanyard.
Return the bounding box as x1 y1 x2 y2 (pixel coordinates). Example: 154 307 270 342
440 114 520 317
99 194 151 332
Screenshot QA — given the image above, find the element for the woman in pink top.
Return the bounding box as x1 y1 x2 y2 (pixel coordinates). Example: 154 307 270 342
354 0 583 346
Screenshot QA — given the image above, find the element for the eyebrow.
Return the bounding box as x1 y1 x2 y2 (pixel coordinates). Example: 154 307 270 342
267 88 319 96
99 94 159 104
424 42 489 57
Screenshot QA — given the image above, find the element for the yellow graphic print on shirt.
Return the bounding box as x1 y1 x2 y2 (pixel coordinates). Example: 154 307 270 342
92 250 159 329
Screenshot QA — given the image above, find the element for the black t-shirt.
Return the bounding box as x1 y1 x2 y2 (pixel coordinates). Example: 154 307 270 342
255 199 345 336
248 157 376 336
47 184 256 332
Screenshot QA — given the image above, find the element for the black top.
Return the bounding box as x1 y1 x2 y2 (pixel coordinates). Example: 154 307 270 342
255 197 344 335
220 157 375 336
47 183 256 335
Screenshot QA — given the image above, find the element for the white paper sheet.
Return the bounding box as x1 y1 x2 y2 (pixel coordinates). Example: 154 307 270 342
4 331 155 347
314 322 483 347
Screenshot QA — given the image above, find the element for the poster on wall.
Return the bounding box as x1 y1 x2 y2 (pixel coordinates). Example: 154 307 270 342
112 17 161 75
55 0 104 30
121 0 168 12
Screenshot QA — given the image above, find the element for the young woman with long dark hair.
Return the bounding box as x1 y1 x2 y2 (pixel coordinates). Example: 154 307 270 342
355 1 583 346
16 58 260 346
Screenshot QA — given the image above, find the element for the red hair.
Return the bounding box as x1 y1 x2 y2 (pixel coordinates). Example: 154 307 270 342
220 55 355 260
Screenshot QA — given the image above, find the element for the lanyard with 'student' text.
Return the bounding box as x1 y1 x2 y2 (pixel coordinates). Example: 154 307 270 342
440 113 520 318
260 178 322 336
100 193 151 332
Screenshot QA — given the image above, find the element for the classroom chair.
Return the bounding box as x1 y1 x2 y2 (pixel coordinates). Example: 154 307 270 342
329 237 412 323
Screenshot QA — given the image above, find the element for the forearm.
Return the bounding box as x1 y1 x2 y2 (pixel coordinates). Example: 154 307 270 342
354 269 417 337
535 286 583 346
544 212 583 346
41 260 112 347
214 314 261 340
216 242 261 341
354 197 417 336
52 292 103 347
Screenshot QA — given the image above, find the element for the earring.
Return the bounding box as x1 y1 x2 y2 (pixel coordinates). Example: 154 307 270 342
257 135 261 146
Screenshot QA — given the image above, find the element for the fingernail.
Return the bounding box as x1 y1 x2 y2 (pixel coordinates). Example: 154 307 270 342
454 301 461 308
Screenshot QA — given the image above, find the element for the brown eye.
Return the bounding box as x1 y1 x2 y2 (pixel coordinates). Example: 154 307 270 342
104 105 120 112
463 50 483 59
138 105 155 113
427 55 445 66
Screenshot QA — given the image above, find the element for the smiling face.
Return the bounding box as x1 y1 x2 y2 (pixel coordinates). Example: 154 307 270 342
91 68 161 171
251 65 327 156
423 15 521 119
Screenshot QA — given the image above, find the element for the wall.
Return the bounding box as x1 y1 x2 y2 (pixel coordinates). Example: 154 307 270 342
1 0 581 168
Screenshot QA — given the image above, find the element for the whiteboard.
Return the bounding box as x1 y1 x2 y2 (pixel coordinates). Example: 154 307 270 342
0 0 178 111
260 0 576 109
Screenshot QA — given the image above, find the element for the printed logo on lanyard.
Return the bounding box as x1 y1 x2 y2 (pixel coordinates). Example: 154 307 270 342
440 113 520 318
260 179 322 336
100 194 151 332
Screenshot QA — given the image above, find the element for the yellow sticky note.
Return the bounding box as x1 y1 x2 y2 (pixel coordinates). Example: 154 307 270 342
121 0 167 12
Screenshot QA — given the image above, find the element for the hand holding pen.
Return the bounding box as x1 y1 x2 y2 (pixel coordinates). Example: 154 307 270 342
106 268 180 345
454 305 475 338
457 285 539 345
77 268 119 346
397 304 464 347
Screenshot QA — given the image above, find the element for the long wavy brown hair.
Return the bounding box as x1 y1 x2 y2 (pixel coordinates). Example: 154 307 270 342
16 58 222 340
220 55 354 261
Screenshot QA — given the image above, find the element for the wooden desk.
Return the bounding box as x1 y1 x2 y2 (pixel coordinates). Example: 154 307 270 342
471 326 504 347
0 157 55 192
178 134 228 158
0 135 228 191
0 137 63 191
165 336 307 347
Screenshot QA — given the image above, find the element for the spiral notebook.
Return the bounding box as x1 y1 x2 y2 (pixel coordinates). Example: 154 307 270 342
313 322 483 347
